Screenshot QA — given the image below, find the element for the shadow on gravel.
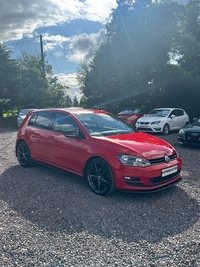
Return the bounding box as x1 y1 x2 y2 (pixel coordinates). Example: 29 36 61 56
0 164 199 244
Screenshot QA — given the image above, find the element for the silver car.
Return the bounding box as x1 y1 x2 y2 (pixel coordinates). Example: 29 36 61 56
17 109 32 127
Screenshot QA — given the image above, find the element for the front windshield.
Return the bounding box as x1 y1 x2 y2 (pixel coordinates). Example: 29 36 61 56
118 109 139 115
146 109 170 117
76 113 135 136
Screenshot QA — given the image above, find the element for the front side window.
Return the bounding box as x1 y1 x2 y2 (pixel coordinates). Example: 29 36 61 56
52 112 78 134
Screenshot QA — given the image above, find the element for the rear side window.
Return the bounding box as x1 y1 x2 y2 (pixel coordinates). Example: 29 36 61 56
28 111 53 129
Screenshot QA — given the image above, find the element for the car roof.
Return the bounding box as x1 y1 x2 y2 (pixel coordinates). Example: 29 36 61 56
152 108 182 110
30 107 110 115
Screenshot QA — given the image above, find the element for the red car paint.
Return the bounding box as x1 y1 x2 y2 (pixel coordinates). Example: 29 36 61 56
117 109 145 126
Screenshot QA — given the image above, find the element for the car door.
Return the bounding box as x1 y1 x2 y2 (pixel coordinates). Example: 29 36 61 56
48 111 86 175
168 109 180 130
176 109 186 128
27 111 54 162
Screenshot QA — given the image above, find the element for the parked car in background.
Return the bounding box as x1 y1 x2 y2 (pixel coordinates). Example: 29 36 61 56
135 108 189 135
178 117 200 145
16 109 32 127
16 108 182 196
116 108 145 126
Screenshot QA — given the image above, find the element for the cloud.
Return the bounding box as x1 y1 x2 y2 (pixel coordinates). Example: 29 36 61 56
0 0 116 43
67 29 106 62
41 29 106 63
57 72 83 101
80 0 117 23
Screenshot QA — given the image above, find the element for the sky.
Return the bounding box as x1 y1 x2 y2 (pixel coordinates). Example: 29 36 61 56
0 0 189 102
0 0 118 101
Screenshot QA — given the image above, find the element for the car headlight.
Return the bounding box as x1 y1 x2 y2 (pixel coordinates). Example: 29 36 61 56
117 154 151 167
179 129 185 134
150 121 161 125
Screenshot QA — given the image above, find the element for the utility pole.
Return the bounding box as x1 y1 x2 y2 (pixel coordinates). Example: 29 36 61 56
40 35 45 76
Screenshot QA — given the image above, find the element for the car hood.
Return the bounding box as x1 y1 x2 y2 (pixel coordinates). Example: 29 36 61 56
184 124 200 131
98 132 175 159
137 116 164 123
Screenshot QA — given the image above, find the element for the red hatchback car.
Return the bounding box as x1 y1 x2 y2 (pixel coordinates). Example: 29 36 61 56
16 108 182 196
117 108 145 126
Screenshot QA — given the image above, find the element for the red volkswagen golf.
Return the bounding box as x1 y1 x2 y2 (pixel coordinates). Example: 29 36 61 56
16 108 182 196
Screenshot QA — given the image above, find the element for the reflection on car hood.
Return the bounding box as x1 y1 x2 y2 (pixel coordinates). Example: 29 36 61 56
137 116 164 122
100 132 175 159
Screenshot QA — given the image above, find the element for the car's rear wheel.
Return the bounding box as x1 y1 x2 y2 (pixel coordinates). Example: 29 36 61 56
16 141 34 167
86 158 115 196
162 124 170 135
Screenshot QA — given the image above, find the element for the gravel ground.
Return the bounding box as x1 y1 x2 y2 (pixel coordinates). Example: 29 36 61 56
0 128 200 267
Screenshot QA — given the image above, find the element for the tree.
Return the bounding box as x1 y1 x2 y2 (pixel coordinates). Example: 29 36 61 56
16 52 70 109
0 44 19 117
177 0 200 76
72 96 79 107
78 0 185 109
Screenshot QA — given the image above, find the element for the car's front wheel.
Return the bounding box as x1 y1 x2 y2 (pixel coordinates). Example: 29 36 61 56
86 158 115 196
162 124 170 135
16 141 34 167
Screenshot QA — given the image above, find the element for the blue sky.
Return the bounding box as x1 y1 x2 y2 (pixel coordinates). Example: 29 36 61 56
0 0 117 101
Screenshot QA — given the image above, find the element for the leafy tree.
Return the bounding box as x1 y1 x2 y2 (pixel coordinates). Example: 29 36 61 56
72 96 79 107
78 0 185 109
16 52 70 109
0 44 19 117
177 0 200 76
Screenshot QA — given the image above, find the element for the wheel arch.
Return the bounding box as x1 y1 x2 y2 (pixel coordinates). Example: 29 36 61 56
83 155 111 178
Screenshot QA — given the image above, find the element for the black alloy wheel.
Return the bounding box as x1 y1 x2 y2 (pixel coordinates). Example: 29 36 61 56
16 141 34 167
162 124 170 135
86 158 115 196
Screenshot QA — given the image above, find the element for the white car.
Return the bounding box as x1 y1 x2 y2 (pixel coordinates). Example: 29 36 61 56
135 108 189 135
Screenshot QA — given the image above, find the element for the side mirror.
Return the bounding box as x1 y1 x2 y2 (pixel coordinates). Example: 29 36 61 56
171 115 175 119
64 129 85 139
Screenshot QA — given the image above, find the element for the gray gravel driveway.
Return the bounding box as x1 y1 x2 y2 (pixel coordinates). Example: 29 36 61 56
0 128 199 266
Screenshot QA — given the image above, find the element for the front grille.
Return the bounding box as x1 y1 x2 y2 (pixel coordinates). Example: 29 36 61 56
138 122 149 125
149 153 177 165
150 169 181 184
185 132 200 143
137 127 152 131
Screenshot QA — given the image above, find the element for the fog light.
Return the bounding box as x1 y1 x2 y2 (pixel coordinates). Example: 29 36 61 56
124 177 140 181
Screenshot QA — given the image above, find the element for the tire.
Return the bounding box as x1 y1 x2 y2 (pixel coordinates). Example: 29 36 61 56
86 158 115 196
162 124 170 135
16 141 34 167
